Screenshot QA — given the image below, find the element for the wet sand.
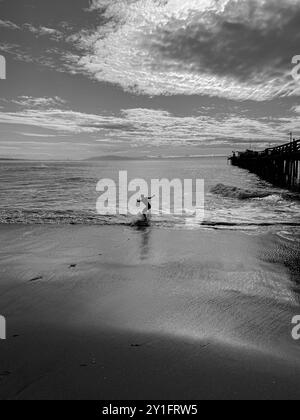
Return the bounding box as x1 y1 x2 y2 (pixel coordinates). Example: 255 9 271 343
0 225 300 400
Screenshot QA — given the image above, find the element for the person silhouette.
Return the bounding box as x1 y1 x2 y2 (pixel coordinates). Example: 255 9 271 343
137 194 155 221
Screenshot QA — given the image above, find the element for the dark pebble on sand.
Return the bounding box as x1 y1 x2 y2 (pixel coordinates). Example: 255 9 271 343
29 276 43 282
0 371 11 377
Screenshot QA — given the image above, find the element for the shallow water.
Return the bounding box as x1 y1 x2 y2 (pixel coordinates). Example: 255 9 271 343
0 157 299 235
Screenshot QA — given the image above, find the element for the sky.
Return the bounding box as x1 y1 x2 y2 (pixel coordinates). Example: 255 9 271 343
0 0 300 160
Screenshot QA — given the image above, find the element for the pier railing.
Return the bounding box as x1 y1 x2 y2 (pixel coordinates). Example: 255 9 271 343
264 139 300 156
233 139 300 160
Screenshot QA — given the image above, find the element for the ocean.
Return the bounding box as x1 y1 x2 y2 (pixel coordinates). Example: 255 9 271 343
1 157 300 237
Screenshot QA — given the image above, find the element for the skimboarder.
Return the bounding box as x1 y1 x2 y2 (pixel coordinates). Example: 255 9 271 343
137 194 155 222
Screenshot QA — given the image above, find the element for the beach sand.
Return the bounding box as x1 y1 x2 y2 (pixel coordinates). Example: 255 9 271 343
0 225 300 400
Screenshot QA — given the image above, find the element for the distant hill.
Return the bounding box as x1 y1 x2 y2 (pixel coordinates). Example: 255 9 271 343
0 158 24 161
86 154 226 161
86 155 140 161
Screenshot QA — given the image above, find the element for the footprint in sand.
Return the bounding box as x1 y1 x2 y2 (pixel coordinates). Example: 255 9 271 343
29 276 43 282
0 371 11 378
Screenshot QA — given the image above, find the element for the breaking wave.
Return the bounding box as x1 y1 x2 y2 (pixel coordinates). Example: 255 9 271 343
1 209 300 233
211 183 277 200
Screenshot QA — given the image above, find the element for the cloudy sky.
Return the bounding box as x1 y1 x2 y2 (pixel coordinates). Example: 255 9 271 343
0 0 300 160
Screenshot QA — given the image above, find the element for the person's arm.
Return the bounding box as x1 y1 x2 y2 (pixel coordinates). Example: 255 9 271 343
148 195 155 199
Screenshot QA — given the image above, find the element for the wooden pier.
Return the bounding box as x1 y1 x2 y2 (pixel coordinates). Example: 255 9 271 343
229 139 300 192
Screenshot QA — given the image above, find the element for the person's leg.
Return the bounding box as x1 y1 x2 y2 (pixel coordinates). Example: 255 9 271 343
142 206 148 221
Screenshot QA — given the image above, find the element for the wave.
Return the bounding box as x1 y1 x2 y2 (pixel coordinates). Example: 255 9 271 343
1 209 300 231
0 209 152 227
201 221 300 228
210 183 274 200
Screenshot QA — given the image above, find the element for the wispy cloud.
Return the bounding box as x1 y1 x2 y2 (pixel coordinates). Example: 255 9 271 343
63 0 300 100
0 19 19 30
23 24 63 40
0 19 63 40
12 96 66 109
0 106 298 146
0 109 126 134
18 132 62 138
0 42 37 63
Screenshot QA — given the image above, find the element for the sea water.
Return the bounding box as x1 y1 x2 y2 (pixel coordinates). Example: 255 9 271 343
0 157 299 237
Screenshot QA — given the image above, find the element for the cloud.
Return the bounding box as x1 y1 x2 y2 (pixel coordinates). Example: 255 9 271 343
0 109 128 134
22 24 63 40
64 0 299 100
12 96 67 109
0 42 36 63
118 108 300 146
0 19 19 30
0 105 299 147
18 132 62 138
2 1 299 102
150 0 300 80
0 19 63 40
